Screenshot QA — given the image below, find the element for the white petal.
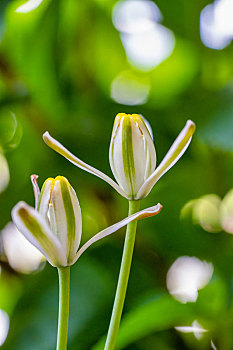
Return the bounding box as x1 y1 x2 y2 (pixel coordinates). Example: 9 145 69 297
38 178 53 219
72 203 162 263
130 120 151 191
136 120 195 199
135 116 156 180
140 115 154 140
109 117 131 195
43 132 126 198
12 202 67 267
30 175 40 210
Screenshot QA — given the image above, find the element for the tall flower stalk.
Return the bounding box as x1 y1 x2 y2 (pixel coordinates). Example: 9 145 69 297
12 174 162 350
43 113 195 348
104 200 140 350
57 266 70 350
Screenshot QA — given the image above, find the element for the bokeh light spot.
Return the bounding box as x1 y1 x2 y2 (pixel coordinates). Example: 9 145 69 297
220 189 233 234
2 222 44 274
181 194 222 233
112 0 175 71
0 153 10 193
167 256 213 303
120 26 175 71
16 0 44 13
112 0 162 34
0 309 9 346
200 0 233 50
111 70 150 105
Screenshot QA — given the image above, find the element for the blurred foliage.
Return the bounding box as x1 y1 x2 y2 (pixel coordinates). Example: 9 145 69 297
0 0 233 349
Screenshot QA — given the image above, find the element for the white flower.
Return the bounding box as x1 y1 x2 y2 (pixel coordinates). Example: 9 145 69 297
109 113 156 199
43 113 195 200
12 175 162 267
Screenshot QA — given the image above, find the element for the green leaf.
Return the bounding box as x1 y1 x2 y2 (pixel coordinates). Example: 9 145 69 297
92 293 194 350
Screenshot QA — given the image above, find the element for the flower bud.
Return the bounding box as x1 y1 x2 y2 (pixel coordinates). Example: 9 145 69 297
45 176 82 264
109 113 156 199
12 176 82 267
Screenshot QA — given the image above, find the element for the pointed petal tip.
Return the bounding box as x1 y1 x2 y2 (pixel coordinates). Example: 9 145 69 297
12 200 24 211
186 120 196 132
30 175 40 210
42 131 51 143
12 200 26 210
12 201 29 220
136 203 163 220
31 174 39 181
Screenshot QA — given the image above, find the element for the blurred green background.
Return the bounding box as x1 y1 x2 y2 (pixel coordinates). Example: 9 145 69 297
0 0 233 349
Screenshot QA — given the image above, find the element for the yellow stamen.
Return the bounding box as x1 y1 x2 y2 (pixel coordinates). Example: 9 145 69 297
116 113 141 122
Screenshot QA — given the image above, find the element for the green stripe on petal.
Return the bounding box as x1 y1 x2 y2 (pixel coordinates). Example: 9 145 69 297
59 178 76 263
122 116 135 197
61 179 75 232
12 202 67 267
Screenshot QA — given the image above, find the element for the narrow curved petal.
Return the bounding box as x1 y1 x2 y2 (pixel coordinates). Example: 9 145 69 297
30 175 40 210
43 132 127 198
136 120 196 199
50 176 82 264
12 202 67 267
72 203 162 264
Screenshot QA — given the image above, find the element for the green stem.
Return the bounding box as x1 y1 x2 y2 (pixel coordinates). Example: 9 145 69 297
104 200 140 350
56 266 70 350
